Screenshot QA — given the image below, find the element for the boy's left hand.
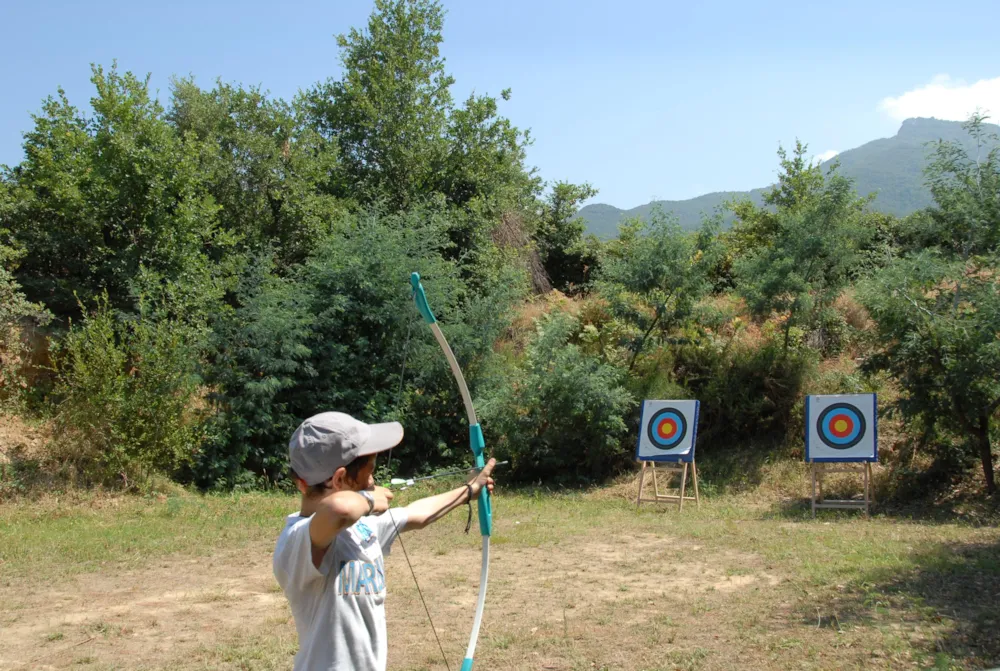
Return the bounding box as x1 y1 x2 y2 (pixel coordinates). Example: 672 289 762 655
468 458 497 496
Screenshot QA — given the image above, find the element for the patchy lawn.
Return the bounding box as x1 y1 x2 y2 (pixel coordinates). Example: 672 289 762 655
1 483 998 671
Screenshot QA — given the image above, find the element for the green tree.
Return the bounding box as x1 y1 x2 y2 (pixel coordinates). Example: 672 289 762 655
1 86 92 317
306 0 452 210
201 208 526 487
168 79 348 266
0 199 51 409
305 0 539 278
924 116 1000 257
862 255 1000 494
726 141 826 258
438 90 540 262
2 64 228 321
861 114 1000 494
733 149 873 353
197 252 316 488
594 208 720 372
535 181 599 292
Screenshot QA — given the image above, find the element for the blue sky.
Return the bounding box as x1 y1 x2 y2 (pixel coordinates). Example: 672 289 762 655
2 0 1000 208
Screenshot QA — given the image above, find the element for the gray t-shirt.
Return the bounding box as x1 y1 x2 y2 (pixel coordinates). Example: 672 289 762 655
273 507 409 671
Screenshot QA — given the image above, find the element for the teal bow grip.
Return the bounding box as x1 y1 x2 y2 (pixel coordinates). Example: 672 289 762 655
470 424 493 536
410 272 436 324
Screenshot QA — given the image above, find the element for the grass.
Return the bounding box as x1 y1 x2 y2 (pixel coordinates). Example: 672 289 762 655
0 491 291 580
1 483 998 670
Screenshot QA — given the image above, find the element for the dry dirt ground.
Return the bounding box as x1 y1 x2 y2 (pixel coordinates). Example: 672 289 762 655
1 444 997 671
0 521 963 671
0 534 789 671
0 540 291 670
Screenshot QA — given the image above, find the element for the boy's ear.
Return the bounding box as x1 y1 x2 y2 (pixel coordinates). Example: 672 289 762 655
330 467 350 491
294 476 308 495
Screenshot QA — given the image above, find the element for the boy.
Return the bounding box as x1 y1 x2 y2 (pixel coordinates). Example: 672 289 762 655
273 411 496 671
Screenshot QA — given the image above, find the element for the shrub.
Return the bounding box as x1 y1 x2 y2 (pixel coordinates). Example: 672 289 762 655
49 294 207 489
674 320 815 448
201 209 528 488
0 243 51 411
480 311 635 483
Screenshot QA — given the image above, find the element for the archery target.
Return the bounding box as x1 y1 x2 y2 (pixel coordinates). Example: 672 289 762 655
805 394 877 462
637 400 699 462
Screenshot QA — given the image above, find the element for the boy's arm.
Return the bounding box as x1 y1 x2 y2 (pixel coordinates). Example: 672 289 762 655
309 488 393 560
402 459 496 531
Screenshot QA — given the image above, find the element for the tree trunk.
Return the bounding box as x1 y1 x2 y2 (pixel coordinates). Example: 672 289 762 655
782 306 795 356
976 412 996 495
627 309 662 374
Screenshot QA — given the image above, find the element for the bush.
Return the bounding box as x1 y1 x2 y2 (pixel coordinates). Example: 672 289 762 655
480 311 635 483
0 270 50 412
195 252 316 489
673 320 815 448
49 294 207 489
0 243 51 411
808 306 850 356
200 209 528 488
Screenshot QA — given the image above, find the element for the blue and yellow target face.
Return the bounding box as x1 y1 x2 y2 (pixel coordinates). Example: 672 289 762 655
647 408 687 449
817 403 866 449
637 400 699 462
805 394 877 462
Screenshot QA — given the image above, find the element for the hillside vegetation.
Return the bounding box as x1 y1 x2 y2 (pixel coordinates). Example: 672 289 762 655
1 0 998 508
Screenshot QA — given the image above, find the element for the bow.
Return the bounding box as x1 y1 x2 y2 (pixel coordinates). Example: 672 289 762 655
410 271 493 671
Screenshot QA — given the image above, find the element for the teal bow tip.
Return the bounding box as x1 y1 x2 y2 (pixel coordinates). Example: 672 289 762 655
410 272 436 324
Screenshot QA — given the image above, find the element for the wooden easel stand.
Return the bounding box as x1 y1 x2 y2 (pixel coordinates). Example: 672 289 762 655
810 461 872 518
635 461 700 511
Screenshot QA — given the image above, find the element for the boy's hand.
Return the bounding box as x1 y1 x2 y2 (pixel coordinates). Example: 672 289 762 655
370 486 394 514
468 458 497 496
400 460 498 531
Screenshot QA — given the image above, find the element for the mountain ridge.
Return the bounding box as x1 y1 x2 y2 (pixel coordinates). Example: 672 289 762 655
578 117 999 238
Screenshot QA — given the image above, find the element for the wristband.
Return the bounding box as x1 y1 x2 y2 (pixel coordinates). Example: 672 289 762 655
358 490 375 515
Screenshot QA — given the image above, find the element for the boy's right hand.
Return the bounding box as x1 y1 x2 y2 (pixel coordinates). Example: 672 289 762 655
370 486 394 514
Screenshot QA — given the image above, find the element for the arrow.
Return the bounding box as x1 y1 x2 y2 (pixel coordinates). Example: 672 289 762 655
389 461 509 488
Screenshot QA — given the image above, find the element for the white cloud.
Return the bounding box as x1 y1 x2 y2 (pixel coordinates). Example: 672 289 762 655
879 74 1000 122
814 150 839 164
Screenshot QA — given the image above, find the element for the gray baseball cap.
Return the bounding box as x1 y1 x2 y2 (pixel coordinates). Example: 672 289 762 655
288 412 403 485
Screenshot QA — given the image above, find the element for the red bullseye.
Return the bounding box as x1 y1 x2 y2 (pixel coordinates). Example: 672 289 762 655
657 419 677 439
829 414 854 438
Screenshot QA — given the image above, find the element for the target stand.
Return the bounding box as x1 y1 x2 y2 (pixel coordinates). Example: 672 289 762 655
635 460 699 511
805 394 878 519
634 400 700 511
810 462 872 518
